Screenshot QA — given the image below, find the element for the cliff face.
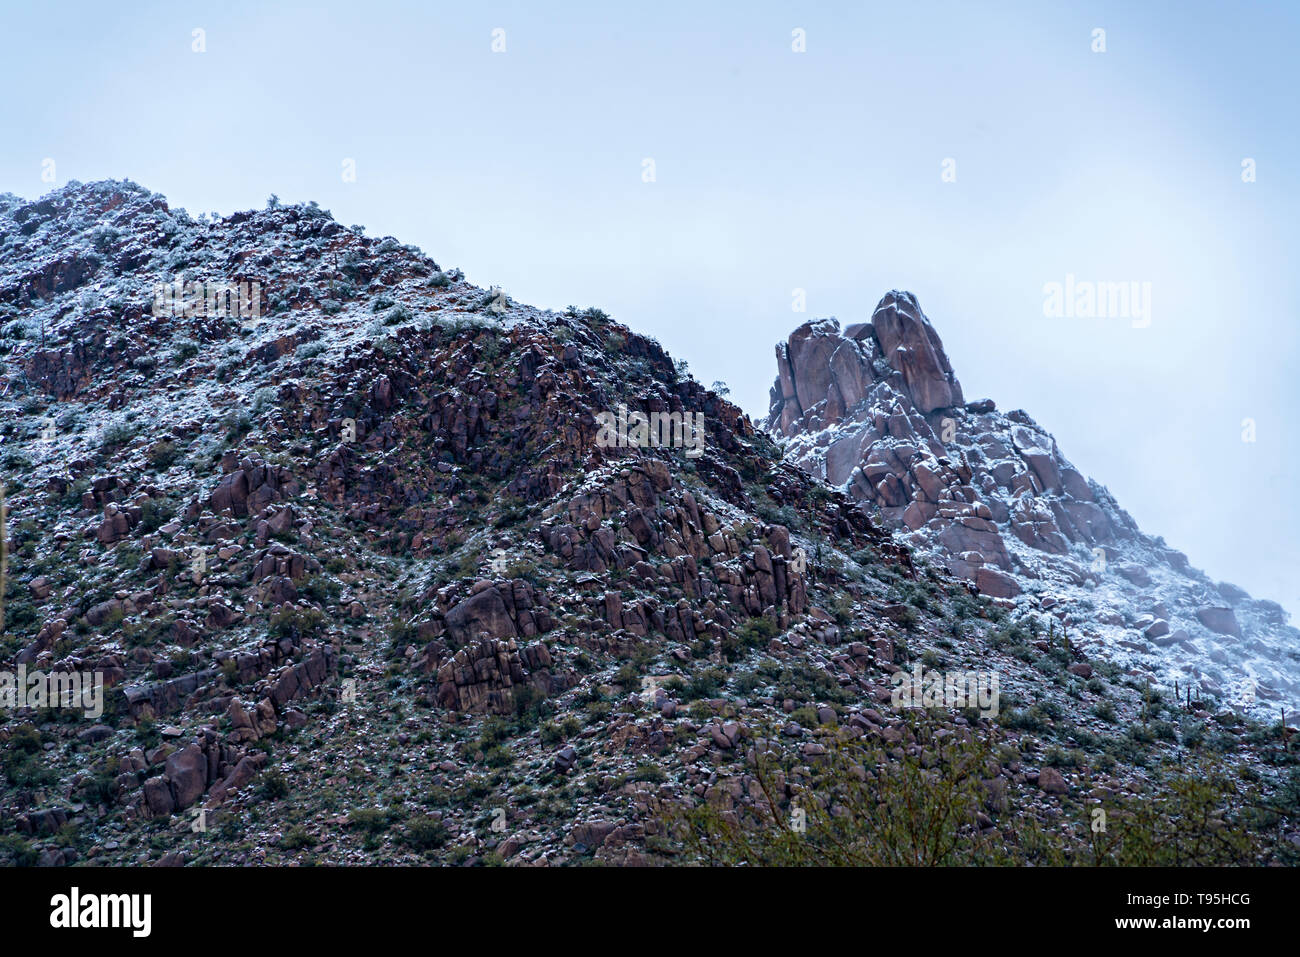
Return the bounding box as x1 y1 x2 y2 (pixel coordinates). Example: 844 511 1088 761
768 291 1300 714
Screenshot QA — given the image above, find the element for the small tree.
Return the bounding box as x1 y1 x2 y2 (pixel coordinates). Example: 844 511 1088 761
663 711 1278 866
670 714 1009 866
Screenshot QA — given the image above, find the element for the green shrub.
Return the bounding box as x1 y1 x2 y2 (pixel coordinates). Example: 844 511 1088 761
100 420 137 449
667 716 1276 866
348 808 392 834
0 835 37 867
260 768 289 799
684 668 726 701
280 826 316 849
403 815 448 850
139 497 175 532
269 605 326 640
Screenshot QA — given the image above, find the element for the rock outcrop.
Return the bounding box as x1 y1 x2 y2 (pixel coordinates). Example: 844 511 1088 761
769 291 1300 714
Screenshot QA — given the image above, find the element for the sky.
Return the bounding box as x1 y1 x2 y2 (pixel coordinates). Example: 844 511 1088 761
2 0 1297 619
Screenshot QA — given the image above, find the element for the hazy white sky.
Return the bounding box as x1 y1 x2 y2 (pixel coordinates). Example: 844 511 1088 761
3 0 1296 618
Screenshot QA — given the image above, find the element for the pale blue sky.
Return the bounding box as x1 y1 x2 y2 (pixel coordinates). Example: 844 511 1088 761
2 0 1297 618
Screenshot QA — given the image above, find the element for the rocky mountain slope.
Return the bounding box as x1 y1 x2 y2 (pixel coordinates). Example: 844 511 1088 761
0 181 1295 867
767 291 1300 718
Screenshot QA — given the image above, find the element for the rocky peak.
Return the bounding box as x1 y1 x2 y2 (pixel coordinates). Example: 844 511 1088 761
770 291 964 441
869 290 964 413
768 291 1300 715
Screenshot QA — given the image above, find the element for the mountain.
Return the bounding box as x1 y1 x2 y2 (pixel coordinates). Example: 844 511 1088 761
766 290 1300 716
0 182 1294 867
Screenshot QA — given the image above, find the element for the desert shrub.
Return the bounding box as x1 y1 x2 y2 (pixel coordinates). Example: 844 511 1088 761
671 715 1009 865
146 441 179 471
280 826 316 849
269 605 326 640
1054 770 1271 866
776 662 849 705
539 721 563 745
1181 719 1206 748
831 594 857 627
383 304 412 326
723 616 778 661
684 667 726 701
99 419 137 449
139 497 175 532
251 386 277 414
0 835 37 867
260 769 289 799
348 808 393 834
298 575 340 605
666 716 1277 866
222 410 252 444
791 706 822 727
1000 705 1051 732
403 815 448 850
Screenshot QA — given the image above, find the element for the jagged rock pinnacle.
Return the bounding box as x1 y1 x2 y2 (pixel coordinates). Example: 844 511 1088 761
768 291 1300 714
